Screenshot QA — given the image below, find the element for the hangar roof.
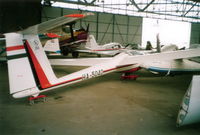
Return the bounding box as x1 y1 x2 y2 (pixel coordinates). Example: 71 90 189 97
42 0 200 23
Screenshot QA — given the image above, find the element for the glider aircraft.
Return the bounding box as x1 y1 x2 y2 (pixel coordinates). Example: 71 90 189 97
4 12 200 127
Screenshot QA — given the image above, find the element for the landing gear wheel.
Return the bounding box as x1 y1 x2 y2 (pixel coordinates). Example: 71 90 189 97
72 52 79 58
61 47 69 56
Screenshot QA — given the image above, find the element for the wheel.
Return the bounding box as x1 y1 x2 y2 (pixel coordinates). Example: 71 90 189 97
72 51 79 58
61 47 69 56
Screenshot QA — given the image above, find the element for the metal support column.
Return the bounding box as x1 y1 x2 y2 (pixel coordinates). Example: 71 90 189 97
96 12 99 40
112 14 115 42
126 15 130 43
61 8 63 16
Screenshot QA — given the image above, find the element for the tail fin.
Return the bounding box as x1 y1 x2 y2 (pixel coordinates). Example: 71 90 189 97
24 34 58 89
5 33 40 98
156 34 178 52
5 33 60 98
43 38 60 53
156 33 161 53
7 33 100 98
85 35 99 49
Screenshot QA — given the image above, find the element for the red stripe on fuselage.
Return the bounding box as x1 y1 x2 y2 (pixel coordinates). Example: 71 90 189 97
25 41 52 89
103 68 116 73
6 45 24 51
103 64 134 73
51 77 83 87
25 41 136 90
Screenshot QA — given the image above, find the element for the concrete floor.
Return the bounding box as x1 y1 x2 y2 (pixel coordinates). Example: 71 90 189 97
1 62 200 135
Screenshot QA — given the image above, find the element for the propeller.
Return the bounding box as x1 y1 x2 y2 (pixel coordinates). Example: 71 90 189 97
86 23 90 33
77 23 90 33
156 33 161 53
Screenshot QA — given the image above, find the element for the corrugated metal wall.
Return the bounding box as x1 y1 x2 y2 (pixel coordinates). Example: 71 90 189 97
190 23 200 44
41 7 142 45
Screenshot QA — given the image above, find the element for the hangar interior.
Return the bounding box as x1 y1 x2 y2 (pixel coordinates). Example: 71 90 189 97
41 7 143 45
1 0 200 135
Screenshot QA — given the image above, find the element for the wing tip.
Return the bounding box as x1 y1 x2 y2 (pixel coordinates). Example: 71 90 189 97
64 12 94 18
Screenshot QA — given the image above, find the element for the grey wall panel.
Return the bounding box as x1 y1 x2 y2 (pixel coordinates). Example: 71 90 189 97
129 16 143 26
190 23 200 45
127 35 141 45
128 26 142 35
83 12 97 22
98 23 113 33
114 35 126 43
42 7 61 19
115 15 128 25
115 25 128 34
98 13 113 23
62 8 80 15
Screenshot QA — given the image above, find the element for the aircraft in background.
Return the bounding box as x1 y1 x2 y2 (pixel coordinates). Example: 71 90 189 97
125 34 179 56
44 34 125 57
135 34 200 76
3 12 200 127
43 19 90 58
76 34 124 56
43 38 61 54
58 24 89 57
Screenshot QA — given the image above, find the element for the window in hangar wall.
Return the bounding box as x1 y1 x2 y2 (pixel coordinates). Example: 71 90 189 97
142 18 191 49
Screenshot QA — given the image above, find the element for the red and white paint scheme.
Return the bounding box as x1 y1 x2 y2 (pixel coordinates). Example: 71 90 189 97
5 33 40 98
4 12 200 126
6 31 200 98
44 34 126 56
4 11 200 98
6 32 140 98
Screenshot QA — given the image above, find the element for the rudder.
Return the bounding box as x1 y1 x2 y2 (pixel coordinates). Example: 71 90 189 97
85 35 99 49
